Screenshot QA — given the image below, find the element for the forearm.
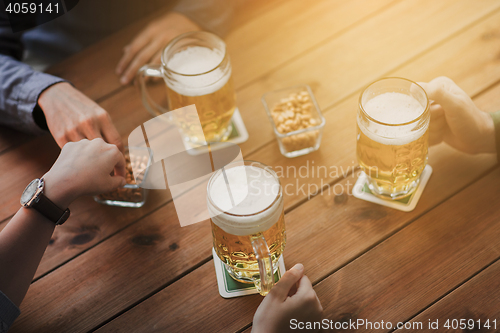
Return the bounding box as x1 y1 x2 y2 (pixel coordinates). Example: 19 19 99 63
0 208 55 307
0 169 71 307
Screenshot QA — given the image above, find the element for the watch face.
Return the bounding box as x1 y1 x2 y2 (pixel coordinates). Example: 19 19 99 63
21 179 40 206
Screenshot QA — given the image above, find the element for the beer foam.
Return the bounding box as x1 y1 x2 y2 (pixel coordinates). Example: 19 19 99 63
208 165 283 236
359 92 427 145
166 46 230 97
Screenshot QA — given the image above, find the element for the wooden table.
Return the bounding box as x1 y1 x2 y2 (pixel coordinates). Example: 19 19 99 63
2 0 500 332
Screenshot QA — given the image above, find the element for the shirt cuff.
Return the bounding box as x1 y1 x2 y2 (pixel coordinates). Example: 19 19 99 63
17 71 67 135
0 290 20 332
491 110 500 163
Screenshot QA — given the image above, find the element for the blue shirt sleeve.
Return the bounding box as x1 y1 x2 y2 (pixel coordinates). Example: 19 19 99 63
0 54 66 135
0 11 66 135
0 290 20 333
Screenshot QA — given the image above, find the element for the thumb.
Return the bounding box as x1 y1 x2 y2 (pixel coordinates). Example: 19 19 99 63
270 263 304 301
109 175 126 191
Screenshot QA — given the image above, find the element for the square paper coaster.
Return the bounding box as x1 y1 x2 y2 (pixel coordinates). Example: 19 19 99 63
353 165 433 212
213 248 286 298
183 108 249 155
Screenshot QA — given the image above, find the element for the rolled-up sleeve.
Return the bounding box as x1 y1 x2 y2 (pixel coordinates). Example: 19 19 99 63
0 11 66 135
0 290 20 333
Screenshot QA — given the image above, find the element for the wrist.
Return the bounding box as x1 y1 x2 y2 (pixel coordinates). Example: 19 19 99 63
41 172 77 208
37 82 71 115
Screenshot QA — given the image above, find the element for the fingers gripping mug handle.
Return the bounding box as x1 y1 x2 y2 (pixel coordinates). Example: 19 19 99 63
250 234 274 296
136 65 169 117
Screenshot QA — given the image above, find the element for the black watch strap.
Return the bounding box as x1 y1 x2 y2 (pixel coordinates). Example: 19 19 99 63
33 193 70 225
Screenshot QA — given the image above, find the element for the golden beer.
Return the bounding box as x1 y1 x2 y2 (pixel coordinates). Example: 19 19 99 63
356 78 430 199
166 76 236 144
164 32 236 144
207 161 286 294
137 32 236 144
211 210 286 281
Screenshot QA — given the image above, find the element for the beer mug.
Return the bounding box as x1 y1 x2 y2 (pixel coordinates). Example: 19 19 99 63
137 31 236 145
356 77 430 199
207 161 286 296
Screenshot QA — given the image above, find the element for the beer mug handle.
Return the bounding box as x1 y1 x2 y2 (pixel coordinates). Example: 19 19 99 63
136 64 169 117
250 234 274 296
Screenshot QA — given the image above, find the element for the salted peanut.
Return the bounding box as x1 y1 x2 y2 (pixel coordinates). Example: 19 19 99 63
302 102 312 110
270 89 321 152
96 152 146 203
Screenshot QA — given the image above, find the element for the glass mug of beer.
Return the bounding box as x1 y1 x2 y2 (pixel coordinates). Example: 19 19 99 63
137 31 237 145
207 161 286 296
356 77 430 200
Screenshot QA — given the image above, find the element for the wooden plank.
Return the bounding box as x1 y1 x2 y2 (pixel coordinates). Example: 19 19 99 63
5 1 500 330
45 0 396 102
234 7 500 208
3 0 498 158
0 85 173 280
92 166 500 333
0 127 34 156
393 11 500 96
0 0 400 200
89 76 500 332
7 6 498 328
4 0 499 221
0 0 397 187
234 0 500 156
227 0 398 88
10 200 213 333
2 0 500 284
20 0 495 223
395 259 500 332
311 169 500 332
97 260 258 333
231 0 287 29
0 84 158 222
13 79 498 331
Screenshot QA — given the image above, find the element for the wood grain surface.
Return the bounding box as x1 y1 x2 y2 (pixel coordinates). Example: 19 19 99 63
1 0 499 332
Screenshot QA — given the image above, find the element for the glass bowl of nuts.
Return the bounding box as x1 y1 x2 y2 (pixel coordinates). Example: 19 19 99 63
94 147 152 208
262 85 326 158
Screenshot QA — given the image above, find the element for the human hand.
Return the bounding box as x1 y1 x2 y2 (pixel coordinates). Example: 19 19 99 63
42 138 126 208
418 77 495 154
38 82 123 150
252 264 323 333
116 11 200 85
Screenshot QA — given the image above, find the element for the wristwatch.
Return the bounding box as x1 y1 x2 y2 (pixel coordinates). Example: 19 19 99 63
20 178 70 225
